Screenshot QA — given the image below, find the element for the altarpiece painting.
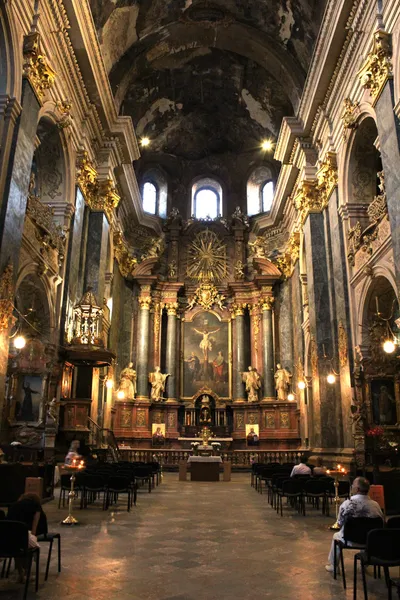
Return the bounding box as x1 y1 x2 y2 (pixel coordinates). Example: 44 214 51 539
182 310 231 399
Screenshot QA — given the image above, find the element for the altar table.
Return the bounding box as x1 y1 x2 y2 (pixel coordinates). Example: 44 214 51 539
187 456 222 482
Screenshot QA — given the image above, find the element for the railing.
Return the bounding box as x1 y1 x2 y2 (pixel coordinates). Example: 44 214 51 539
118 448 302 468
88 418 121 462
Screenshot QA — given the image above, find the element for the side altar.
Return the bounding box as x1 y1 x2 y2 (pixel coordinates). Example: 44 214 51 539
111 219 301 453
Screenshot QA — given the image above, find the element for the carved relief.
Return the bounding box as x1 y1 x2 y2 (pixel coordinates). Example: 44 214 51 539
265 412 275 428
23 32 56 101
236 412 244 429
338 321 348 368
0 263 16 332
136 409 146 427
311 336 318 378
358 29 393 103
152 411 163 424
167 412 176 428
121 408 132 428
280 411 290 428
248 412 258 425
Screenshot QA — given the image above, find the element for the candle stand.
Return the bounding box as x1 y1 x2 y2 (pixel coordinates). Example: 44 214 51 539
327 465 348 531
61 462 84 526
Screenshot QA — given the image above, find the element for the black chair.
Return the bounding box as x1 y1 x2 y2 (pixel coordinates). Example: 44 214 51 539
333 517 384 589
387 517 400 529
277 479 304 516
36 532 61 581
105 476 132 512
0 521 40 600
133 466 153 493
354 529 400 600
302 479 328 515
81 474 106 509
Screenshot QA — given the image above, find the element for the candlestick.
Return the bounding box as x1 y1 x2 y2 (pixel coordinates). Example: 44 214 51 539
61 468 80 525
329 468 347 530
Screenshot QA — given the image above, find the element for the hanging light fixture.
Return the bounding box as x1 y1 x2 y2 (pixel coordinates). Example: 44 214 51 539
287 392 295 401
14 335 26 350
117 390 125 400
383 339 396 354
297 380 306 390
105 378 114 389
327 373 336 385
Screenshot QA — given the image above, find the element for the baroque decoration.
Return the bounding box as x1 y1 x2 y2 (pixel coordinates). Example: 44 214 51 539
358 28 393 103
347 171 387 266
0 263 16 332
186 229 227 283
187 283 226 311
23 31 56 101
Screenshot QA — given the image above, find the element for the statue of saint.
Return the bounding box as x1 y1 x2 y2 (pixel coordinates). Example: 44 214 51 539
149 367 169 402
242 366 261 402
117 362 137 399
274 364 292 400
46 397 60 425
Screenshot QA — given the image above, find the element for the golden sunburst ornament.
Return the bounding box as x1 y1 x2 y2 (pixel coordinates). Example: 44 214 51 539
186 229 227 282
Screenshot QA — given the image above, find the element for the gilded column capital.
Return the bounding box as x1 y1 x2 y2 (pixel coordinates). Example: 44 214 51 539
341 98 359 139
293 180 320 225
230 302 248 317
358 28 393 105
261 297 274 311
139 285 152 310
76 152 98 203
113 231 137 278
23 32 56 102
164 301 179 316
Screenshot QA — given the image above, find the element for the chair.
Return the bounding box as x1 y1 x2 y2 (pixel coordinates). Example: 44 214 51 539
36 532 61 581
81 474 106 509
105 476 132 512
0 521 40 600
302 479 328 515
277 479 304 516
133 465 153 493
334 517 384 589
387 517 400 529
354 529 400 600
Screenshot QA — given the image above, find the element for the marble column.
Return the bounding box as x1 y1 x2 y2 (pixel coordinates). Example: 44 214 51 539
83 211 109 301
304 211 338 449
165 302 178 401
373 79 400 291
233 305 246 402
136 287 152 400
261 297 275 400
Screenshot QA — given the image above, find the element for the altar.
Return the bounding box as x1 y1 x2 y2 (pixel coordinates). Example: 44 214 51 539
187 455 222 481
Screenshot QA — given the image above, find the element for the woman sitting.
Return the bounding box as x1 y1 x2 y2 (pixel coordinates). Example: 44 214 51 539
65 440 81 465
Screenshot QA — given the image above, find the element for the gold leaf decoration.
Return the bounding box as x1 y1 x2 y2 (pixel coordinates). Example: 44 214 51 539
186 229 227 283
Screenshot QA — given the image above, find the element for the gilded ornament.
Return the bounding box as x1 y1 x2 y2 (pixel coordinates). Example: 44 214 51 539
338 321 348 368
187 283 226 311
167 412 176 428
26 174 65 257
113 231 137 278
186 229 227 283
23 32 56 101
279 412 290 428
139 295 152 310
76 152 98 203
164 301 179 315
234 259 245 280
55 99 73 129
121 408 132 429
341 98 359 138
248 236 266 258
275 255 291 279
316 152 338 206
230 302 248 317
236 412 244 428
261 297 274 311
310 337 318 378
141 237 164 261
0 263 16 332
287 232 300 264
265 412 275 428
358 29 393 104
136 409 146 427
293 180 320 225
153 301 161 359
168 260 177 279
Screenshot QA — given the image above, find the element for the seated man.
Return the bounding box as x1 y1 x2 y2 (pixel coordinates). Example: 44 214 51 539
325 476 384 573
313 457 328 476
290 455 311 477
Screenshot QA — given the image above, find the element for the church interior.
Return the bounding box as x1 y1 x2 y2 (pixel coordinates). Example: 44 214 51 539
1 0 400 598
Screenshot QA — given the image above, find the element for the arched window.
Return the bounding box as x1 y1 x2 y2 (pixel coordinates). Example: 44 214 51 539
191 178 223 219
247 167 275 216
262 181 274 212
142 181 158 214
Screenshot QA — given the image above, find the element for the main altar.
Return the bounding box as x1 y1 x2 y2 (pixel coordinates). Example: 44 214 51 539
107 215 301 452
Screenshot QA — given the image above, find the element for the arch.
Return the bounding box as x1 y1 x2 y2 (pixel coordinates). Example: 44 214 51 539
33 114 68 205
0 2 21 99
13 271 53 343
141 166 168 217
191 177 223 218
246 165 275 216
111 21 304 114
338 108 379 209
357 274 399 350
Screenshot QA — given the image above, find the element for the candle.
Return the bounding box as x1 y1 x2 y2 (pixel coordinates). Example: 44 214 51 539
327 469 330 474
72 459 76 466
376 296 379 314
337 464 341 470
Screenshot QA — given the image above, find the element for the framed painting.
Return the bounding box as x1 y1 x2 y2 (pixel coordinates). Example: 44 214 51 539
14 374 46 423
152 423 166 447
370 379 397 425
181 310 231 399
246 424 259 446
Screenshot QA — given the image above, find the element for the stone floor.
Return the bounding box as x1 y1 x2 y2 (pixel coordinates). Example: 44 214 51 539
0 473 394 600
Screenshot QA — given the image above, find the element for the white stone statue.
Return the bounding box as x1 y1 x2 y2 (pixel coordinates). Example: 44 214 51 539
274 364 292 400
242 366 261 402
149 367 169 402
117 362 137 399
46 397 60 425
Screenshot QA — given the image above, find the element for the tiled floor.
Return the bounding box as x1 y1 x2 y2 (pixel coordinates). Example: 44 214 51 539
0 473 393 599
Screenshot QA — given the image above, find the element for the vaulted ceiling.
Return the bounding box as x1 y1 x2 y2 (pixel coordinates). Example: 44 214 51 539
90 0 326 169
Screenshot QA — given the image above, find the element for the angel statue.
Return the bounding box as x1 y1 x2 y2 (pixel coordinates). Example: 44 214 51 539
274 364 292 401
242 366 261 402
149 367 169 402
117 362 137 399
46 397 60 425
